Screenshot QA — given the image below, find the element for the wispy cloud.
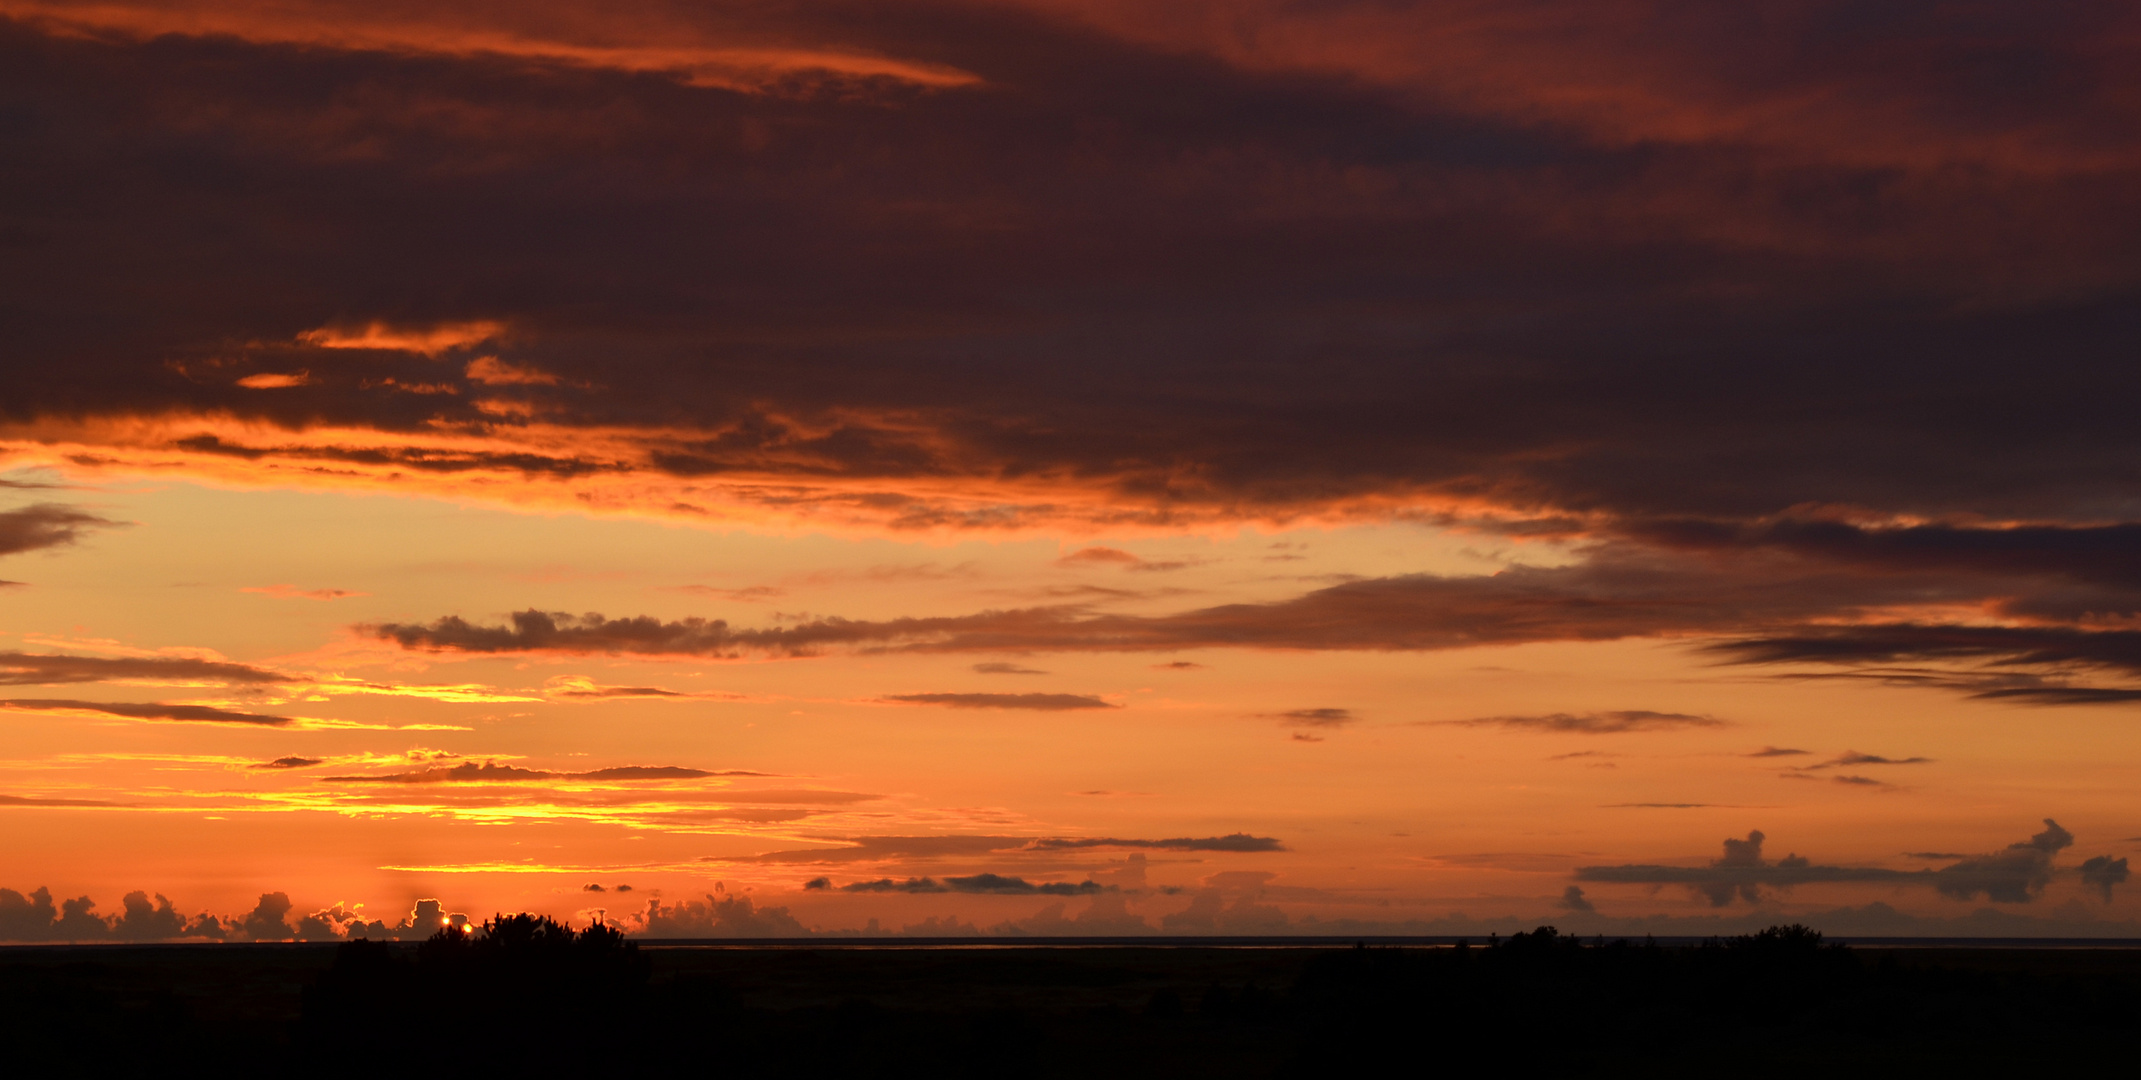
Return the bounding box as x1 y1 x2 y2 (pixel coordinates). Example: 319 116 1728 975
241 584 367 601
1261 708 1356 728
0 503 124 556
879 693 1118 711
0 698 292 726
1441 710 1722 734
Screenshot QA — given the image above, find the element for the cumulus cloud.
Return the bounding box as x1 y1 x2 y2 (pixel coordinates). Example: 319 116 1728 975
1578 820 2107 907
1556 886 1596 914
636 891 807 938
0 886 226 942
1159 890 1290 934
1578 830 1914 907
2080 855 2131 902
251 756 322 769
1445 710 1722 734
1932 820 2074 903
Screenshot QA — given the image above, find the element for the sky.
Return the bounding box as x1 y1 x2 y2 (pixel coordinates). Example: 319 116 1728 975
2 0 2139 940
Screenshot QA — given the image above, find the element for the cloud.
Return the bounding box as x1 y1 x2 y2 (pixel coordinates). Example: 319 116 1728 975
664 585 785 603
2080 855 2131 902
1577 820 2096 907
367 557 1837 657
880 692 1117 711
109 891 191 940
1059 547 1141 567
239 892 296 940
1556 886 1596 914
0 651 292 687
832 874 1108 896
465 357 560 386
0 0 2130 562
1805 751 1933 769
297 319 504 355
241 584 366 600
731 832 1273 864
0 698 291 725
972 662 1047 675
1021 834 1285 853
350 559 2141 718
1444 710 1722 734
1933 820 2074 903
250 756 322 769
1159 890 1290 934
1578 830 1919 907
0 504 124 556
324 761 553 784
0 793 127 807
1058 547 1191 572
235 371 310 389
572 766 730 781
4 0 2141 739
543 675 743 701
637 893 807 938
1747 747 1809 758
1263 708 1355 728
1706 625 2141 700
323 761 724 783
1775 772 1894 789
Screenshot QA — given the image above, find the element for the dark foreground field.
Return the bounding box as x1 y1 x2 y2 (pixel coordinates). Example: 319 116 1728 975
5 925 2138 1076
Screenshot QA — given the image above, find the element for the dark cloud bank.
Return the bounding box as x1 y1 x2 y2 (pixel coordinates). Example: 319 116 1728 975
0 5 2135 701
5 1 2139 527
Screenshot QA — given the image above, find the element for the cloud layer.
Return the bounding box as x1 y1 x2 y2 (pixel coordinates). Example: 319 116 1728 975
1576 820 2120 907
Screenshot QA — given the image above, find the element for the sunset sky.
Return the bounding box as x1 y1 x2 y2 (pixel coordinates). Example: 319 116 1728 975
3 0 2139 940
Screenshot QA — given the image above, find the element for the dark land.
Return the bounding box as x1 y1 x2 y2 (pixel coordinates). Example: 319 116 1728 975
5 923 2139 1076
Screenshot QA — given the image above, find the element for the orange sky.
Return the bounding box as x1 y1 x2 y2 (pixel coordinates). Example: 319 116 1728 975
2 0 2138 940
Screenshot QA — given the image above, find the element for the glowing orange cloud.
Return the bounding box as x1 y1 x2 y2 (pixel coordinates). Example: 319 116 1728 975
0 410 1540 538
3 2 983 93
296 320 504 355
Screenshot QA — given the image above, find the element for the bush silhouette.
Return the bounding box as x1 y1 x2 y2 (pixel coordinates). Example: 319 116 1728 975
305 914 646 1071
